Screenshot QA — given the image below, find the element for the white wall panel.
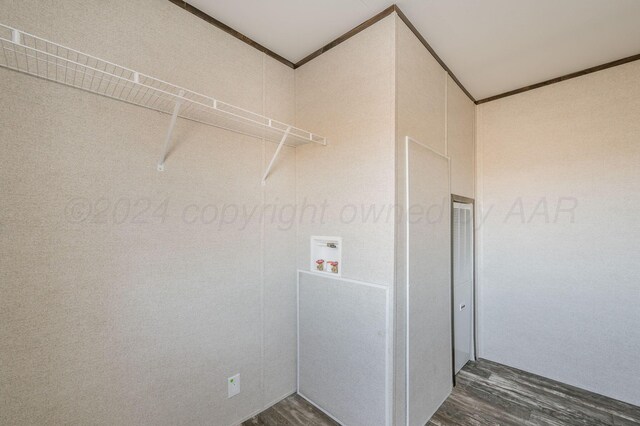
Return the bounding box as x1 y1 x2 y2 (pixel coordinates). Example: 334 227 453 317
406 138 452 426
298 271 391 426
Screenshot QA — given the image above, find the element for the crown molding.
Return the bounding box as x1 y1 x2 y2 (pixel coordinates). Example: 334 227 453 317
169 1 640 105
294 5 396 69
168 0 294 68
476 53 640 104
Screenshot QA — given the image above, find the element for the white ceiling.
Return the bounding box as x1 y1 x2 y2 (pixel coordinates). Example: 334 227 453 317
188 0 640 100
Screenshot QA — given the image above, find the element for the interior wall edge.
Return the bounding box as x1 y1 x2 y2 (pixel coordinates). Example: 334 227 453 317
392 6 475 103
474 105 484 359
294 4 397 68
388 19 398 426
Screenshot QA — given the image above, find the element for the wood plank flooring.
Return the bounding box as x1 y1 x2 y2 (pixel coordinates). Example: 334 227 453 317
244 359 640 425
243 394 338 426
429 359 640 425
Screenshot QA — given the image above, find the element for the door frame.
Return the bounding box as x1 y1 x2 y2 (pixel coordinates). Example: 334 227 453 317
450 194 476 386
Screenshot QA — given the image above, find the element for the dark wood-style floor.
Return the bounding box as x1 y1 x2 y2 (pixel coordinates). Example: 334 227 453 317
429 359 640 425
243 393 338 426
244 359 640 425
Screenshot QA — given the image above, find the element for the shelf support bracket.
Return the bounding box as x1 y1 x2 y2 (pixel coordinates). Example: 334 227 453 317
261 126 291 185
157 90 185 171
11 29 21 45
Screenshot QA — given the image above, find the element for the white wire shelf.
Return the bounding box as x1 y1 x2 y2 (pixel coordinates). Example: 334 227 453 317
0 23 326 177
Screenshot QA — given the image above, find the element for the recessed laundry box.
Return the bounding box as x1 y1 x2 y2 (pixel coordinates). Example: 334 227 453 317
310 236 342 276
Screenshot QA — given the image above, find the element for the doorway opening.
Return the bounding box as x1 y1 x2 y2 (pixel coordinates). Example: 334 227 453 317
451 195 476 382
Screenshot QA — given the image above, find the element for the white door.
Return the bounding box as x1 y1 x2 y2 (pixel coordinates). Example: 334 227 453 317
453 202 474 374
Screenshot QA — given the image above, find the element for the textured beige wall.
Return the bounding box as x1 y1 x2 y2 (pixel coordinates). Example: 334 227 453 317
0 1 298 424
295 14 397 286
477 60 640 406
395 18 447 157
447 76 475 199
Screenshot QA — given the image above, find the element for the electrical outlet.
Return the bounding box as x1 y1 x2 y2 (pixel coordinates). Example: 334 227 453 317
227 374 240 398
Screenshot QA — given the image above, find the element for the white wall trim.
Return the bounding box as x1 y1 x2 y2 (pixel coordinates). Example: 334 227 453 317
404 136 411 425
406 136 450 161
296 267 300 393
298 269 390 289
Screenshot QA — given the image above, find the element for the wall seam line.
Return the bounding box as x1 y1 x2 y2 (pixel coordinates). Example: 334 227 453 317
445 75 449 157
260 52 266 407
